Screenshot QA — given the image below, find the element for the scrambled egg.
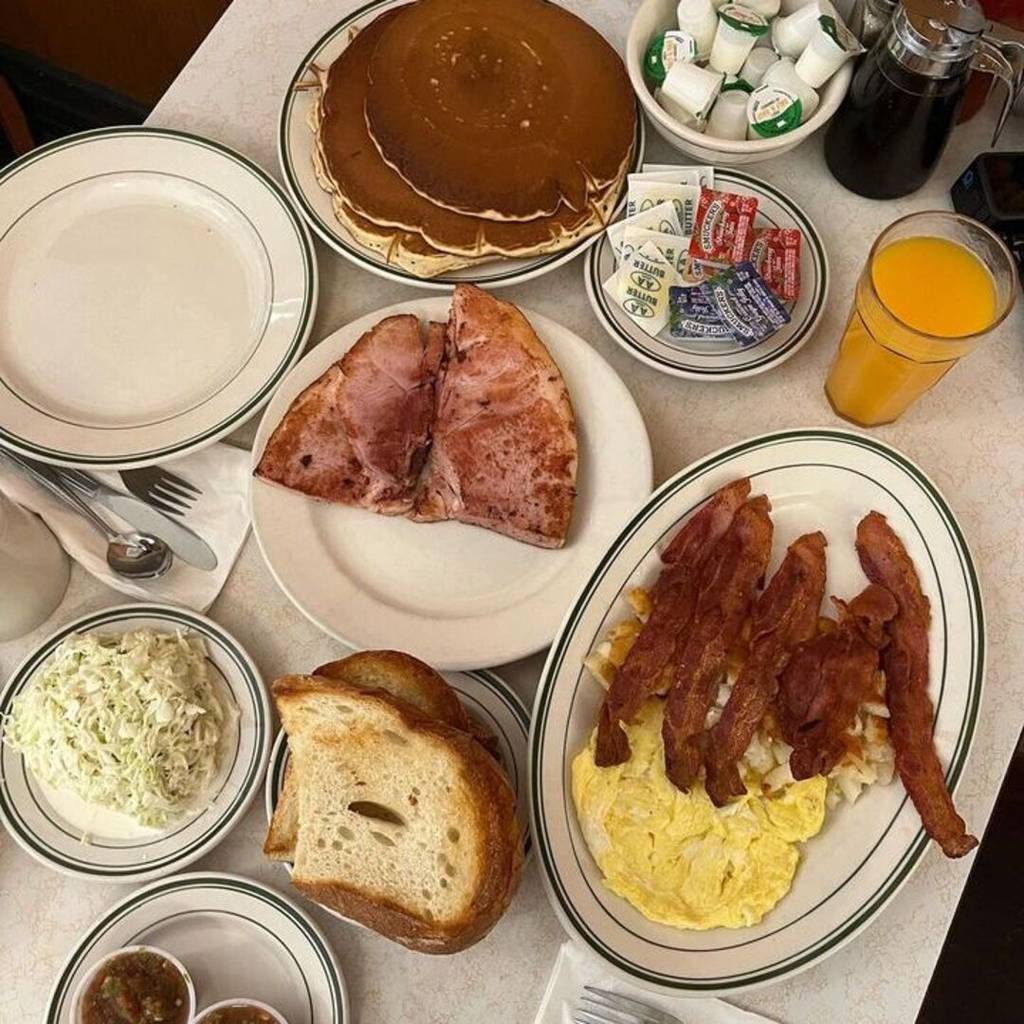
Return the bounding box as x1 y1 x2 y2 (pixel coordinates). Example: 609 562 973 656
572 698 827 930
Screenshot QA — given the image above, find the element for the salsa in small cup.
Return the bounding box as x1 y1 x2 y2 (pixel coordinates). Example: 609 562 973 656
72 945 195 1024
193 999 288 1024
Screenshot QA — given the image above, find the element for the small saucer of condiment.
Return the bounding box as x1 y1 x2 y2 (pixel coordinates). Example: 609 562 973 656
193 999 288 1024
72 945 195 1024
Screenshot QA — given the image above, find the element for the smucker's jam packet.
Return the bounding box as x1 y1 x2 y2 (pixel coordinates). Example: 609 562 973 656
669 285 736 341
699 260 791 345
688 187 758 266
749 227 802 302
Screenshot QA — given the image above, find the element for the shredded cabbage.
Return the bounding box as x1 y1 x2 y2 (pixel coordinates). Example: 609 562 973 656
3 629 225 828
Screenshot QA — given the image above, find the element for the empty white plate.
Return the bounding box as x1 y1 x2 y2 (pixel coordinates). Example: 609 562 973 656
44 872 348 1023
0 127 317 468
0 604 271 883
250 297 653 669
531 428 984 995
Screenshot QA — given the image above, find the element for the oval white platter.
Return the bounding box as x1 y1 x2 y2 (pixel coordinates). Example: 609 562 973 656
250 297 653 670
0 127 317 468
264 666 532 927
277 0 645 290
530 428 983 996
44 872 349 1024
584 168 829 380
0 604 271 883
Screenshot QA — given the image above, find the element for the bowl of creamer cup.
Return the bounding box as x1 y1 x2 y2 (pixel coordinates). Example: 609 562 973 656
628 0 855 164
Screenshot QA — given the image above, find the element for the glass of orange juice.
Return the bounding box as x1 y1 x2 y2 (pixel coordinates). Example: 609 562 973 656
825 211 1018 427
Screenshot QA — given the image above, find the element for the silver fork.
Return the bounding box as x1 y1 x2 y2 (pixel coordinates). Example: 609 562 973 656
574 986 682 1024
118 465 202 517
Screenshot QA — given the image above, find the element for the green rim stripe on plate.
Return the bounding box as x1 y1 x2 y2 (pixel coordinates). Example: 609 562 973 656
0 126 315 464
587 168 827 375
530 429 983 989
277 0 645 285
0 607 266 876
46 875 343 1023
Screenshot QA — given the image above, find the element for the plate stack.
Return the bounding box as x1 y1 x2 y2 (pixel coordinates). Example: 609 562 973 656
309 0 637 276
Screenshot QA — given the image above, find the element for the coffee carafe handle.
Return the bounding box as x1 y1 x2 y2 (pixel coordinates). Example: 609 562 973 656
973 38 1023 145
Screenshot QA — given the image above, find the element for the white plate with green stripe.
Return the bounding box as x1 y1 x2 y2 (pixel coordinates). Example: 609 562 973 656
0 605 271 883
0 127 317 468
277 0 644 291
530 428 984 996
44 872 348 1023
265 667 533 892
584 169 828 380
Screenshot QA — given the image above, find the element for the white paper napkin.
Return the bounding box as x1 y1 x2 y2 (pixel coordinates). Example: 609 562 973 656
535 941 777 1024
0 442 251 612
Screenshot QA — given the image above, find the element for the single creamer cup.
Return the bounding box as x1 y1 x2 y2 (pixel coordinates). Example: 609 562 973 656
677 0 719 60
794 14 864 87
644 28 700 85
709 5 770 75
654 87 707 131
746 83 802 138
660 60 726 121
743 0 782 17
770 0 836 58
705 89 751 140
739 46 780 87
762 57 819 121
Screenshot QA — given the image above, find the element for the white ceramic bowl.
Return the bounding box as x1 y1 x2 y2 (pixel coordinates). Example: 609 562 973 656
71 945 196 1024
627 0 853 165
193 998 289 1024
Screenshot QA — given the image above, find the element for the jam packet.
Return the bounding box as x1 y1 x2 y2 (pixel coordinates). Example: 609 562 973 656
689 187 758 266
749 227 802 302
699 260 791 345
669 285 737 341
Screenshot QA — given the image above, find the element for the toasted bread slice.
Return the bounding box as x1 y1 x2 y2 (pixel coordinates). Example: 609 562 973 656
272 675 522 953
265 650 485 861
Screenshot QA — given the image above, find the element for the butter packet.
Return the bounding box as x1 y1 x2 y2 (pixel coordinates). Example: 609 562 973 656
639 164 716 189
606 201 684 265
603 241 680 337
626 179 702 234
620 228 690 274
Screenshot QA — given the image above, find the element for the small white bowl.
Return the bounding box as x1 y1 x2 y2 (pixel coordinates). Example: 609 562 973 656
71 945 196 1024
193 998 289 1024
627 0 853 165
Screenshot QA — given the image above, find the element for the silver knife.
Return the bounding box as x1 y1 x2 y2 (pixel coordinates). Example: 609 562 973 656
55 467 219 571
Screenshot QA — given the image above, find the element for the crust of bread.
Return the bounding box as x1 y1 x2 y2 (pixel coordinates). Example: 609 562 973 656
314 649 472 731
269 674 522 953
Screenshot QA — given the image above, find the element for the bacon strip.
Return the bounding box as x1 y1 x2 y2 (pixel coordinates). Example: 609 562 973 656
777 584 897 780
704 531 827 806
856 511 977 859
662 495 774 790
594 478 751 766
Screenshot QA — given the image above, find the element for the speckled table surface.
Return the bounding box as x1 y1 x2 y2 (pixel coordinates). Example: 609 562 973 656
2 2 1023 1022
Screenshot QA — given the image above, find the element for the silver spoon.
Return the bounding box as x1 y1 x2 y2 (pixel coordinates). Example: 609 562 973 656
60 486 173 579
1 452 173 579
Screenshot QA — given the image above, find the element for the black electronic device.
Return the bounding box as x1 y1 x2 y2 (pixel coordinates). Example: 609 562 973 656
951 152 1024 287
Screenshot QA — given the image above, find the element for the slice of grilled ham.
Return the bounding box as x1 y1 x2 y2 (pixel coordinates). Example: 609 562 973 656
256 314 441 514
412 284 578 548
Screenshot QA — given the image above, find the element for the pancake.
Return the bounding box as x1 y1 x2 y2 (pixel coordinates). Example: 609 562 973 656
363 0 636 221
311 8 624 268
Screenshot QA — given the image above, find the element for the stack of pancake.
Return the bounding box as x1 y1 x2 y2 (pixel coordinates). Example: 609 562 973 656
308 0 637 277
